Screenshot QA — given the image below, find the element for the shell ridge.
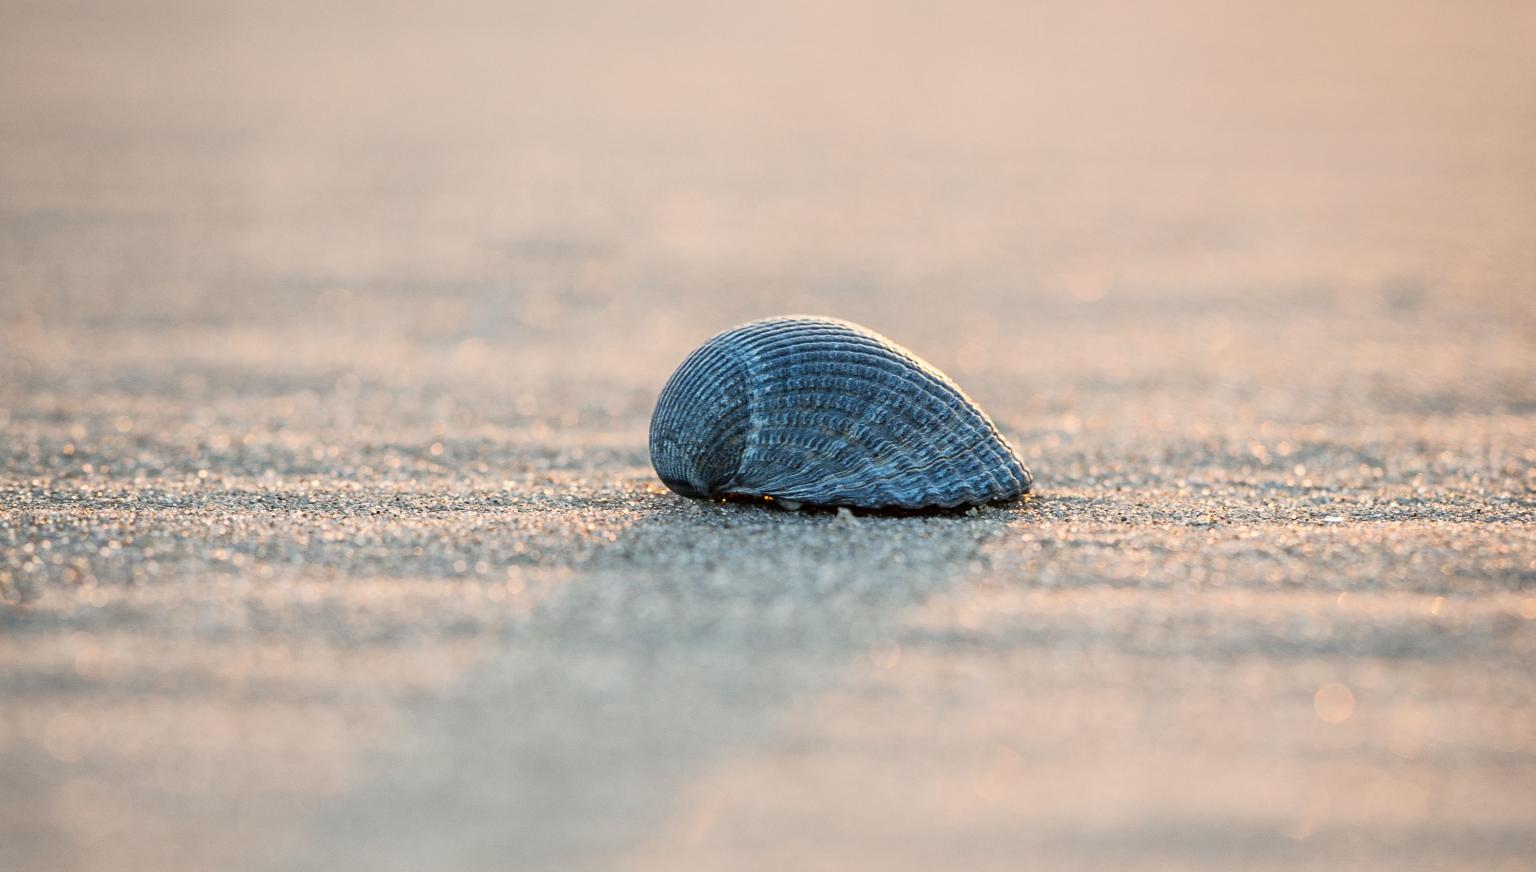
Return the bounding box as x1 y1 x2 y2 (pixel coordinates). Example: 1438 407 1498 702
736 318 1023 505
648 337 753 495
650 315 1032 508
748 332 1003 455
735 400 1008 506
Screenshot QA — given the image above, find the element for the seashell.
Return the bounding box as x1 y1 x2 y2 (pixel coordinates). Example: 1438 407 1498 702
649 315 1032 510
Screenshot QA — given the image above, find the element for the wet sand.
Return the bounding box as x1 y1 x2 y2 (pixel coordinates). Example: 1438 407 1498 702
3 2 1535 870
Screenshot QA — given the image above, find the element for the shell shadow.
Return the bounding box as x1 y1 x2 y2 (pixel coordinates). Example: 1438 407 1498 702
284 489 1037 871
716 491 1037 519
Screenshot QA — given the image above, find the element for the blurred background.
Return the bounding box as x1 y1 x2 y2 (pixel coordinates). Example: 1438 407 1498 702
4 0 1535 452
2 1 1534 870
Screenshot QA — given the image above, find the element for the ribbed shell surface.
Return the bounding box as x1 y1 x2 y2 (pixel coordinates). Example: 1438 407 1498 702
649 316 1032 509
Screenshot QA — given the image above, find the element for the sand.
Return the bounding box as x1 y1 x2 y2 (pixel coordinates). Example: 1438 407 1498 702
2 2 1535 870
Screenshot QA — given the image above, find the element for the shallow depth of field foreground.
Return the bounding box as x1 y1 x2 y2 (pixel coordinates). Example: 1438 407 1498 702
2 2 1535 870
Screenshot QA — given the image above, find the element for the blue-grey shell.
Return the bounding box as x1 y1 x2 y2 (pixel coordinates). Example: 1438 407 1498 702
649 316 1032 509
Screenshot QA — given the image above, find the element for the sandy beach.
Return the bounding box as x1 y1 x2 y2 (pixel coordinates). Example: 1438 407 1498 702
3 2 1535 869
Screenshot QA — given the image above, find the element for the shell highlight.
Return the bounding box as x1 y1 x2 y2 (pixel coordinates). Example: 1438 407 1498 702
649 316 1032 509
